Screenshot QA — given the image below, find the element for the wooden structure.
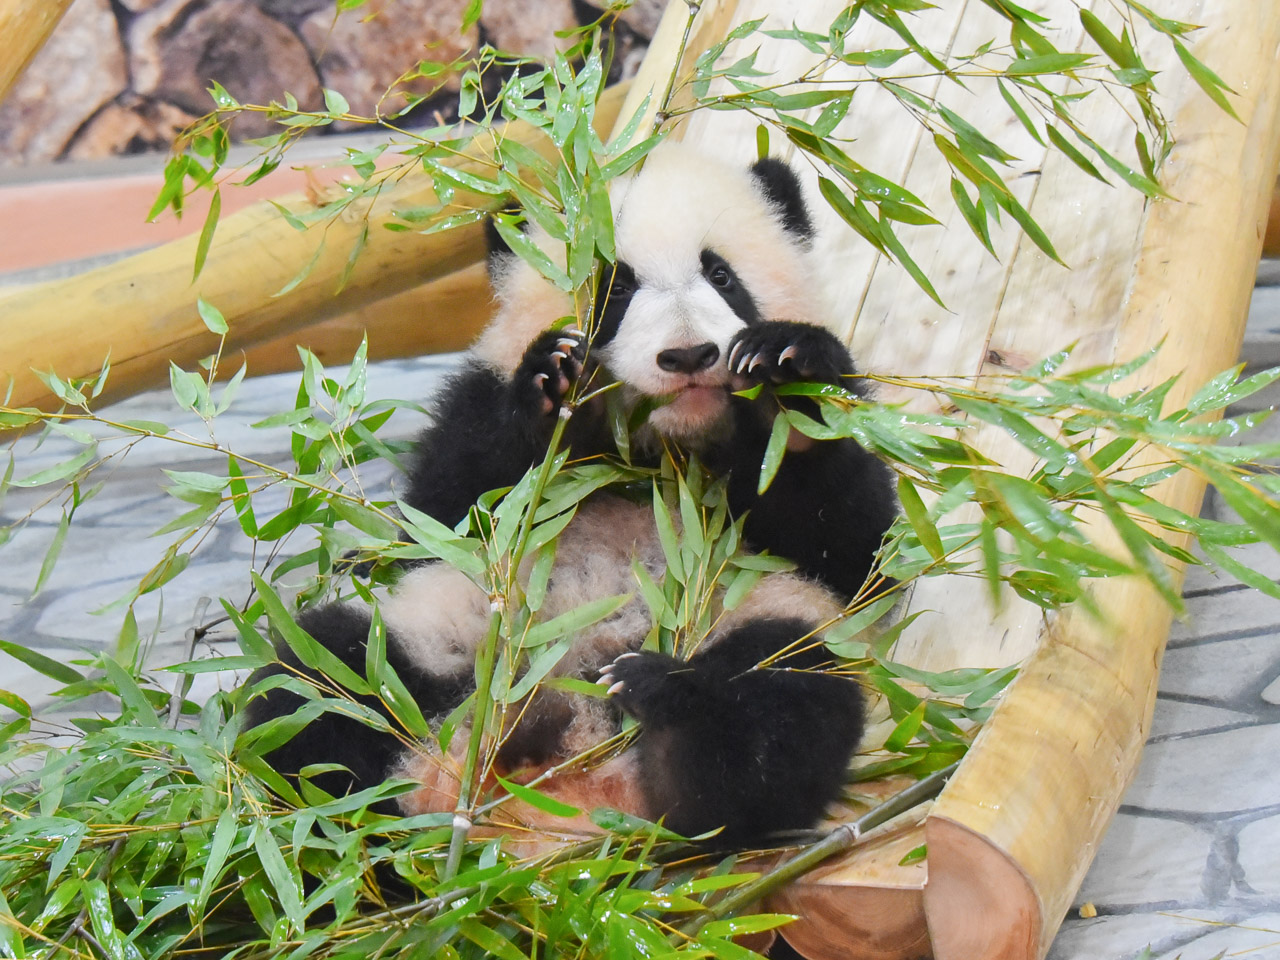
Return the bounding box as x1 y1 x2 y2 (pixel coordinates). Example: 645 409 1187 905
3 1 1279 958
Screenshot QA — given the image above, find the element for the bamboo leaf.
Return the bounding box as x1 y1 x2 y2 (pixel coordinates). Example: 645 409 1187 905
495 775 581 817
758 411 791 494
1174 41 1239 121
898 477 944 561
192 188 220 282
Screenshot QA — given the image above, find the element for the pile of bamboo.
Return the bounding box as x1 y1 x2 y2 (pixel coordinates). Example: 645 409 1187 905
3 1 1279 957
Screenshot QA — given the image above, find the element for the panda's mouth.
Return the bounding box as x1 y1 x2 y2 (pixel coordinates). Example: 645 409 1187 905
644 382 732 440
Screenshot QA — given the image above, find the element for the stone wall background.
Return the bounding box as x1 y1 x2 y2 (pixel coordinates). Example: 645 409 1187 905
0 0 662 166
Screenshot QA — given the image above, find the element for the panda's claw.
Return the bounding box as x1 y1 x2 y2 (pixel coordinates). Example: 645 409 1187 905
606 680 627 697
727 321 853 387
615 651 640 660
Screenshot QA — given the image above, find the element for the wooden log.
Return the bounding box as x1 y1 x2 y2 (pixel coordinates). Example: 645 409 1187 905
0 82 627 411
1264 177 1280 258
239 263 490 373
0 0 74 103
629 0 1280 957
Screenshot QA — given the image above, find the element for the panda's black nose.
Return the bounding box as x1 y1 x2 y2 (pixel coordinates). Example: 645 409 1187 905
657 342 720 374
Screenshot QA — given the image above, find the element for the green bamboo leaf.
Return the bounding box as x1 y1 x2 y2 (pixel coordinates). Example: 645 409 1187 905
757 411 791 494
196 807 239 913
192 188 220 282
950 177 995 254
273 241 324 297
824 593 898 650
898 477 943 561
899 844 928 866
458 917 528 960
1006 52 1093 75
1200 543 1280 601
12 445 97 488
523 595 631 649
1079 10 1135 68
995 186 1063 263
1174 41 1239 121
652 485 684 582
997 79 1045 145
1046 126 1108 183
196 297 228 335
322 87 350 116
0 640 82 687
884 701 927 751
253 572 373 696
252 824 305 931
495 775 581 818
30 510 70 598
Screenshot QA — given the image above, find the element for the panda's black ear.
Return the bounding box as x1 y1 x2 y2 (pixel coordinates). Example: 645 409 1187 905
750 157 814 240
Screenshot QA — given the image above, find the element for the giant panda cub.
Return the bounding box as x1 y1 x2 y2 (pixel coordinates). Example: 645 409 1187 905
244 144 898 845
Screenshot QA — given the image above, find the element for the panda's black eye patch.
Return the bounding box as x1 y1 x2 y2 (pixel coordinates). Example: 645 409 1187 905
592 260 637 347
701 250 760 325
701 251 736 290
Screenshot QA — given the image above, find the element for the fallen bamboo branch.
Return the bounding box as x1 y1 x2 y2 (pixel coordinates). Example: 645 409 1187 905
678 762 959 942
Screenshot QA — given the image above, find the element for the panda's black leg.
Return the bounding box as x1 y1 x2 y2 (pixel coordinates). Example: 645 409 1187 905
599 619 863 844
242 604 468 813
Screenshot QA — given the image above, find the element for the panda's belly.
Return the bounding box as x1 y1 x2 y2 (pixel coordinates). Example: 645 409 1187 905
378 494 665 684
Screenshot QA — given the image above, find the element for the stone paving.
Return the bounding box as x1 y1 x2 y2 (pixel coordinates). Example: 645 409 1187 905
2 277 1279 959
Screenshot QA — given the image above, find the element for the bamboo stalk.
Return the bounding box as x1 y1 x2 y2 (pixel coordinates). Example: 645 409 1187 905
0 0 73 103
0 83 628 412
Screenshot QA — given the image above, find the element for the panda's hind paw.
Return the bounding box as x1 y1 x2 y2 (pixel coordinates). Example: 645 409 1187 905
597 650 683 723
513 328 587 419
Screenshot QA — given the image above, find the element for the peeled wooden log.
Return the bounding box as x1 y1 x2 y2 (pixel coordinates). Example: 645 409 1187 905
1264 177 1280 258
0 82 627 411
630 0 1280 958
239 262 490 373
0 0 74 103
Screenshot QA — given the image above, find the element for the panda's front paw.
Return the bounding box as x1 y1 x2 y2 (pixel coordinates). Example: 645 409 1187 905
597 651 687 723
728 321 853 387
512 327 587 420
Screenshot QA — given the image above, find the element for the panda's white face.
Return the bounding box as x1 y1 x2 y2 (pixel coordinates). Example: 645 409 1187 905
591 146 827 443
471 145 828 442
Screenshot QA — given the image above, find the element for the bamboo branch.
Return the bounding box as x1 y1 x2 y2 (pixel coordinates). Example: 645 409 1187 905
677 763 958 942
0 82 628 413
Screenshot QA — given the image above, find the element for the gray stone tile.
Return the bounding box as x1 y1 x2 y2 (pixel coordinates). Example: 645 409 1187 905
1237 817 1280 898
1049 909 1236 960
1148 700 1257 740
1150 912 1280 959
1076 813 1210 906
1123 723 1280 816
31 558 257 646
1158 634 1280 704
1263 677 1280 706
1169 587 1280 643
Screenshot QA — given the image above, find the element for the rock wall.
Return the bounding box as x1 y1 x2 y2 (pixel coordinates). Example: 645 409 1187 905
0 0 662 166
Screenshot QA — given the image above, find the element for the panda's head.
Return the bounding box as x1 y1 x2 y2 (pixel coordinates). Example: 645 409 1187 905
473 145 827 444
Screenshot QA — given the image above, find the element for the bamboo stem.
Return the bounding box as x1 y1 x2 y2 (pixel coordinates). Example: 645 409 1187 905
0 0 73 103
679 763 958 941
